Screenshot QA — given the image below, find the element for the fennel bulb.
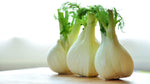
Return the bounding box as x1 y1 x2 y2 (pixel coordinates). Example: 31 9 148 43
94 6 134 79
67 13 100 77
47 2 82 74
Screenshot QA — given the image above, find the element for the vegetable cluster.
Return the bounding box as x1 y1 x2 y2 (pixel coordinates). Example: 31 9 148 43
47 2 134 80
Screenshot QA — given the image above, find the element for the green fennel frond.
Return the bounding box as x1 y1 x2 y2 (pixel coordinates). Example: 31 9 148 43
77 7 89 27
113 8 124 30
55 2 80 40
90 5 124 34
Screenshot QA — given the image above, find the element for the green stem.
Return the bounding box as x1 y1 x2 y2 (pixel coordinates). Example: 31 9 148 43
60 18 81 52
101 10 119 44
58 10 64 31
84 13 97 41
107 10 115 40
69 18 81 44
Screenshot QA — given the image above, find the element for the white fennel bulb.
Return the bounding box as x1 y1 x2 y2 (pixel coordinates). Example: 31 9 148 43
95 35 134 79
67 13 100 77
94 6 134 79
48 40 69 73
47 2 82 74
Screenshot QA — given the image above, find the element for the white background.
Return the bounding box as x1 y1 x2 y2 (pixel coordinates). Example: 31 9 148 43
0 0 150 71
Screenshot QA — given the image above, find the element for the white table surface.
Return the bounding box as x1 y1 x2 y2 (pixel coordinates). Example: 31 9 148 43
0 67 150 84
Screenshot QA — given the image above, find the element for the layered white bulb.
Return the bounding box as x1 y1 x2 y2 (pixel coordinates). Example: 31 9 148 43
95 35 134 79
47 2 82 74
47 22 81 74
47 39 71 74
94 9 134 79
67 13 100 77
